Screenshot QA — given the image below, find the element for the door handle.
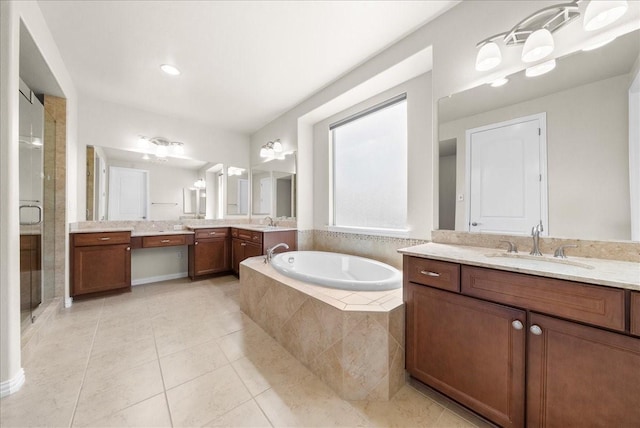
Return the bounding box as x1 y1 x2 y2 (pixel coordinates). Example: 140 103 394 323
471 222 480 226
161 239 171 243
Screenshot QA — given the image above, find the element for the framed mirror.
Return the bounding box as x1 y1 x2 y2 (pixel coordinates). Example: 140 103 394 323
437 29 640 242
86 146 223 220
251 152 296 218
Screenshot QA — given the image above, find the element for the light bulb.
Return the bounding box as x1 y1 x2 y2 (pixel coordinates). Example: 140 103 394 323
475 42 502 71
526 59 556 77
260 147 269 158
272 140 283 152
583 1 628 31
522 29 554 63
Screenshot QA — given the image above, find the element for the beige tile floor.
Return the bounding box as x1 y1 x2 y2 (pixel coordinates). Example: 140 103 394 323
0 276 491 428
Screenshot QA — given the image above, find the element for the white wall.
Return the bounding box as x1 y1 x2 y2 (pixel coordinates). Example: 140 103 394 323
311 73 432 238
0 0 78 395
76 93 251 221
439 154 456 230
440 74 630 240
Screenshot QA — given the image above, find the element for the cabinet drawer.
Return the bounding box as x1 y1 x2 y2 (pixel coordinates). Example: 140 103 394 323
461 266 625 331
631 292 640 337
405 256 460 292
142 234 187 248
236 228 262 243
74 231 130 246
195 228 228 239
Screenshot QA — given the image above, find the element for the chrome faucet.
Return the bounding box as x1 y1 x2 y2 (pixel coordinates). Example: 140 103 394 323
530 222 544 256
554 244 577 259
264 216 275 227
265 242 289 263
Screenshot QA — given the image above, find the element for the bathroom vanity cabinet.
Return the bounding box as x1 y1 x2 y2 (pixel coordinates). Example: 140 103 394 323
231 227 297 275
71 231 131 297
404 255 640 428
189 227 231 279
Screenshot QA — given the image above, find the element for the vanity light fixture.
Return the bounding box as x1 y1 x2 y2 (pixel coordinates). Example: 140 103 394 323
490 77 509 87
260 139 283 158
475 42 502 71
526 59 557 77
474 1 582 73
227 166 245 176
521 28 555 63
160 64 181 76
583 1 628 31
138 136 185 159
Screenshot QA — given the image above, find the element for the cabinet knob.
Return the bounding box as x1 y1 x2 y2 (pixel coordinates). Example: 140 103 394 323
126 247 131 251
195 241 198 245
511 320 524 330
530 325 543 336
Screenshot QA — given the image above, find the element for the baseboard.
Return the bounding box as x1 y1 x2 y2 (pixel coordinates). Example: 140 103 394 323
0 368 25 398
64 296 73 308
131 272 188 286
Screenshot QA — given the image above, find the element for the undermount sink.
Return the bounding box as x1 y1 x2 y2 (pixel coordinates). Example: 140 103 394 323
484 252 595 270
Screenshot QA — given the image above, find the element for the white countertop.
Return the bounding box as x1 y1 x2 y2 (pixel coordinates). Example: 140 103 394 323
70 227 135 234
398 243 640 291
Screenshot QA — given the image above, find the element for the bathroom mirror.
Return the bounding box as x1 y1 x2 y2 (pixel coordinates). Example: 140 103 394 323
226 166 249 216
86 146 219 221
437 29 640 242
251 152 296 218
183 187 206 216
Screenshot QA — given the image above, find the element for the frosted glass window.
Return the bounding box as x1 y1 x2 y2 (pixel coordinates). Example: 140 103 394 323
332 96 407 230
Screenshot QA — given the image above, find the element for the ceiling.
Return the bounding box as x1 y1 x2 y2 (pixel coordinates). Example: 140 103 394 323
36 1 459 134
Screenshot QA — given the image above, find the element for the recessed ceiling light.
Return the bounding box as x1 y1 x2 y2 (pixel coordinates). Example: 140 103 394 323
490 77 509 87
160 64 181 76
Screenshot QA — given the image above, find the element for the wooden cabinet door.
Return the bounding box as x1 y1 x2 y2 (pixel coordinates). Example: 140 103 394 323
72 244 131 296
232 239 263 274
406 284 526 428
527 313 640 427
193 239 230 277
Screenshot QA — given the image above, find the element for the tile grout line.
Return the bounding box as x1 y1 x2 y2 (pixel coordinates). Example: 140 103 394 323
68 298 106 428
227 361 275 428
146 287 176 428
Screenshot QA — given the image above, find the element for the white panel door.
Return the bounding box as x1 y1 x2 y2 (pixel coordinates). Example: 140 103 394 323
108 166 148 220
467 115 546 235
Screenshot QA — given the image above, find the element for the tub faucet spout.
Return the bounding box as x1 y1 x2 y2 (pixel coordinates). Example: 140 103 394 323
265 243 289 263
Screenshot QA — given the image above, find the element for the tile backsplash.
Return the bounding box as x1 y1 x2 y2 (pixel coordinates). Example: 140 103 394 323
431 230 640 263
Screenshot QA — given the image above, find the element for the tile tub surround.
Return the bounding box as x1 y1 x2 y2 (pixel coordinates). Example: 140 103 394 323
432 230 640 263
239 257 405 401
